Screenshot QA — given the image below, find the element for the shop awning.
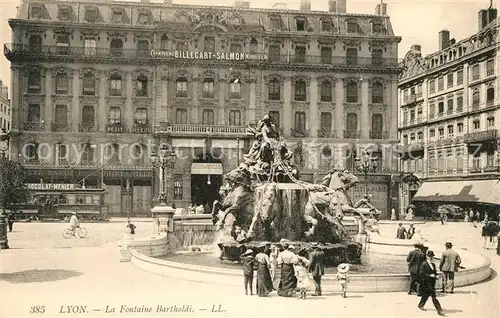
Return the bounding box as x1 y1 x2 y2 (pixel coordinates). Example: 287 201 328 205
412 179 500 205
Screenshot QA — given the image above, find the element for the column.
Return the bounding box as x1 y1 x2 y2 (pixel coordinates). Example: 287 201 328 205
388 78 398 140
283 77 292 138
248 79 256 126
191 74 199 123
360 79 369 139
98 71 107 131
124 71 134 129
155 69 169 125
44 69 52 131
71 71 80 132
335 80 344 137
309 77 318 138
218 78 226 125
10 66 21 131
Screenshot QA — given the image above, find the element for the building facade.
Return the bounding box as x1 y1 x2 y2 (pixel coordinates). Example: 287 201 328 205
0 80 10 132
398 6 499 215
5 0 401 217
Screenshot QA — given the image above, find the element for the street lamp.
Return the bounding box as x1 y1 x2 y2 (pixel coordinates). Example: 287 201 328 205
150 143 177 204
354 149 379 196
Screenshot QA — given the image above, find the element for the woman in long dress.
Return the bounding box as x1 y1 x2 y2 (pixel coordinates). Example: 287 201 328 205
255 246 274 297
277 245 298 297
405 207 414 221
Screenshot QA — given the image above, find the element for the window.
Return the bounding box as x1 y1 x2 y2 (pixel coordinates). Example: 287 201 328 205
83 72 96 95
457 123 463 132
229 79 241 98
472 152 480 169
27 104 40 122
108 107 121 125
84 8 97 22
175 109 187 124
429 104 435 118
176 78 187 96
410 110 415 122
417 107 423 121
269 111 280 127
486 87 495 105
410 133 415 142
403 111 408 124
270 17 280 29
417 84 423 98
249 38 258 53
81 143 94 164
457 70 463 85
472 89 480 108
320 47 332 64
82 105 95 126
429 129 435 138
174 175 183 200
371 114 383 138
31 5 42 19
447 125 454 135
83 38 96 56
56 35 70 55
269 45 280 62
295 46 306 63
472 64 479 80
175 41 188 52
161 35 169 50
137 40 149 56
109 74 122 96
417 131 423 140
429 79 435 93
112 10 123 23
294 111 306 131
268 78 280 100
28 70 41 94
321 19 332 32
229 110 241 126
372 82 384 104
294 79 306 101
230 43 242 53
346 81 358 103
346 20 358 33
438 127 444 137
57 144 68 164
447 73 453 88
296 19 305 31
203 37 215 52
346 113 358 134
346 48 357 65
202 109 215 125
320 112 332 132
320 80 332 102
447 99 453 114
473 119 480 130
138 13 148 25
371 21 383 34
457 96 463 111
54 105 68 126
55 72 68 94
437 77 444 91
402 134 408 145
487 116 495 128
136 75 148 96
438 102 444 114
487 148 495 167
28 34 42 53
487 59 494 76
25 143 39 162
110 39 123 56
372 49 383 66
134 108 148 125
202 78 215 97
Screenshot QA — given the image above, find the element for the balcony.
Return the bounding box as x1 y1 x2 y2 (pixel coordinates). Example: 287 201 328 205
79 123 98 132
343 130 360 139
159 124 249 137
317 129 338 138
23 122 44 131
465 129 497 144
369 131 389 139
129 124 151 134
51 123 70 132
107 123 124 133
291 128 308 138
398 142 425 154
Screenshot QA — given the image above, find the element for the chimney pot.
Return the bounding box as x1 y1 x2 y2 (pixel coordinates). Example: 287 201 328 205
439 30 450 50
328 0 337 12
337 0 346 13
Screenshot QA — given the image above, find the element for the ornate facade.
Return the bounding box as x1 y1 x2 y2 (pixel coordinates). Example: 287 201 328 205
398 6 499 214
5 0 401 217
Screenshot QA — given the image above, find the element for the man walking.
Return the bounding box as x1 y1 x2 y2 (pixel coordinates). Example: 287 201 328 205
407 243 425 295
439 242 461 293
308 242 326 296
418 250 445 316
396 223 407 239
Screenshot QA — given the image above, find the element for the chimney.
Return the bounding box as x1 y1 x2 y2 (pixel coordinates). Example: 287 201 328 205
478 9 488 30
337 0 346 13
411 44 421 52
1 87 7 100
300 0 311 12
328 0 337 12
439 30 450 50
375 2 387 15
449 38 456 46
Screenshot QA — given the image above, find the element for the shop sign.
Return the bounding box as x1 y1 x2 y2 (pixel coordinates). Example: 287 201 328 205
27 183 75 191
151 50 268 61
191 163 223 175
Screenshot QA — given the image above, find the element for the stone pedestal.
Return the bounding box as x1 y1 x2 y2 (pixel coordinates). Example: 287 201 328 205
151 203 175 234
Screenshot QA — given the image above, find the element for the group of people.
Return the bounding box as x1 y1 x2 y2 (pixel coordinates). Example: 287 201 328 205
239 241 351 299
406 242 461 316
396 223 417 239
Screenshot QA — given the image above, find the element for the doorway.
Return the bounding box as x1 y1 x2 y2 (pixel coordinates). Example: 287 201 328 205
191 174 223 207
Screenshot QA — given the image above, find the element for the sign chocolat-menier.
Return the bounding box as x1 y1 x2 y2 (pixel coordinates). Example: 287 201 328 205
27 183 75 191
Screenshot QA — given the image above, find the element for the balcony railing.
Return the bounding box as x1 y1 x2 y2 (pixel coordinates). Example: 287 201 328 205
51 123 70 132
291 128 308 137
369 131 389 139
465 129 498 143
343 130 361 139
23 122 45 131
317 129 338 138
79 123 98 132
107 123 124 133
161 124 249 136
4 44 400 68
129 124 151 134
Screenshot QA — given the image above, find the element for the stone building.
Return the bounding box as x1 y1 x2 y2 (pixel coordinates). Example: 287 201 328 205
0 80 10 132
398 6 500 215
5 0 401 217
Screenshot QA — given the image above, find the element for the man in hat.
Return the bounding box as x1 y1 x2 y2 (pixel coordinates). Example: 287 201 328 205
396 223 407 239
308 242 326 296
439 242 461 294
240 249 256 295
418 250 444 316
406 243 425 295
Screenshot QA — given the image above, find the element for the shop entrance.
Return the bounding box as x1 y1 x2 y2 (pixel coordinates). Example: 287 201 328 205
190 153 223 210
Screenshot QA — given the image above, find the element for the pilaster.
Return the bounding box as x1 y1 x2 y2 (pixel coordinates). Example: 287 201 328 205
248 80 256 126
124 71 134 129
98 71 107 130
191 75 198 123
335 80 344 133
44 69 52 131
309 77 318 138
218 79 226 125
389 78 398 140
360 79 369 139
9 66 21 131
71 71 80 132
283 76 292 138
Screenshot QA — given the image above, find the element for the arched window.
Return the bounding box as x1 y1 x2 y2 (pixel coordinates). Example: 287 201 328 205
249 38 258 53
294 79 306 101
320 80 332 102
472 89 480 108
136 74 148 97
109 73 122 96
82 72 96 95
346 81 358 103
160 35 169 50
134 108 148 125
203 36 215 52
110 39 123 55
372 82 384 104
268 78 280 100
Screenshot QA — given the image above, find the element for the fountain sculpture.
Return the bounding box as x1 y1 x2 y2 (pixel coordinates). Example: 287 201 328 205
211 115 379 266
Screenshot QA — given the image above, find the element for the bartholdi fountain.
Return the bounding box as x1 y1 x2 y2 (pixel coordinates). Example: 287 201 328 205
210 115 380 266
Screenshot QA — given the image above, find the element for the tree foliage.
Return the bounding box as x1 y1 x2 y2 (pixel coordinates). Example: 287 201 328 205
0 158 30 212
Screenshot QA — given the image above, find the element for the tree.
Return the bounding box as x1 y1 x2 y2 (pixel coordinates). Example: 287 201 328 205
0 157 30 213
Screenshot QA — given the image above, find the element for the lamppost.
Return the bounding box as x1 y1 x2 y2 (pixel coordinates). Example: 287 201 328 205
151 143 177 204
0 128 10 249
355 149 379 196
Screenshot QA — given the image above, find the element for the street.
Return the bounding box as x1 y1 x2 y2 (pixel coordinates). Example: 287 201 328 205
0 220 498 318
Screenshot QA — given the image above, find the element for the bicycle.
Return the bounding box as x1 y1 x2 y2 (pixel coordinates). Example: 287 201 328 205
62 226 88 239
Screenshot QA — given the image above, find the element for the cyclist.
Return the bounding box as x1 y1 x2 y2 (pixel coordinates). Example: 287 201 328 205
69 211 80 237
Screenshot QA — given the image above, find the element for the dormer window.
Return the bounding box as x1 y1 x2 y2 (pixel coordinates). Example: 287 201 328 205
112 10 123 23
31 6 42 19
296 19 306 31
371 21 383 34
85 8 97 22
321 19 332 32
58 7 70 21
347 20 358 33
270 17 280 30
138 13 148 25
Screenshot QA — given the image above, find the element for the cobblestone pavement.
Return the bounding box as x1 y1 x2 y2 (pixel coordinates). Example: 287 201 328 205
0 221 498 318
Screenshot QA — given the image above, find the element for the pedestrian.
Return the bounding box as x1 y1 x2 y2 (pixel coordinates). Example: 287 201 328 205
126 218 136 235
7 213 14 232
255 245 274 297
407 224 416 240
277 244 298 297
269 244 279 287
308 242 326 296
439 242 461 294
239 249 255 295
396 223 407 239
294 256 312 300
336 263 350 298
475 211 481 223
496 230 500 256
407 243 425 295
418 250 445 316
469 209 474 223
391 208 397 221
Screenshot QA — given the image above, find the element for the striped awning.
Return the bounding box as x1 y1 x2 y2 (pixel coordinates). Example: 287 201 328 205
412 179 500 205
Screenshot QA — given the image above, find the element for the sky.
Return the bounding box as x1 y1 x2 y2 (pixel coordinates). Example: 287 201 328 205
0 0 494 95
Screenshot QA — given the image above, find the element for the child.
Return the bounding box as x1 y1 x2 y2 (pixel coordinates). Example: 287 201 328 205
240 249 255 295
294 256 312 300
336 263 350 298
